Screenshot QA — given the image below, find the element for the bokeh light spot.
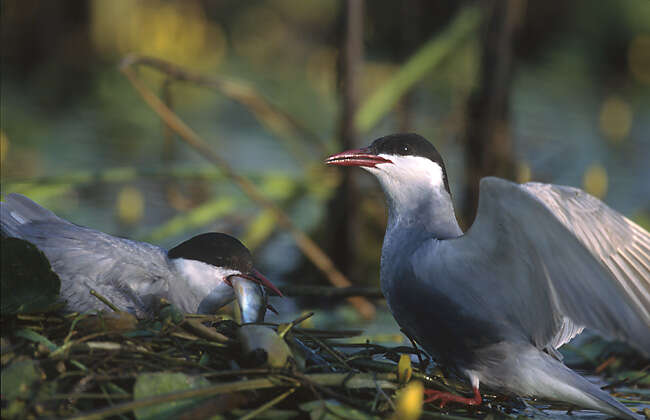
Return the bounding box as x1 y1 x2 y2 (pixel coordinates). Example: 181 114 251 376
116 186 145 225
583 163 608 199
628 34 650 85
599 96 633 142
0 131 9 167
91 0 225 70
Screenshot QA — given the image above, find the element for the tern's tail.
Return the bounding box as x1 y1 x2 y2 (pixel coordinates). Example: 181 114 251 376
548 359 640 419
493 346 643 420
1 193 61 239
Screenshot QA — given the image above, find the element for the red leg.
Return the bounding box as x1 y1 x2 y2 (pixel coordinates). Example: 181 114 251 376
424 387 482 408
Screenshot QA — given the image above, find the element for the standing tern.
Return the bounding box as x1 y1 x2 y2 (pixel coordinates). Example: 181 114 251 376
326 133 649 419
1 193 281 317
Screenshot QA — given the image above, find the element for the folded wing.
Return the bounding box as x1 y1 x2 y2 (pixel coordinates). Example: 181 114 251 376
1 193 171 313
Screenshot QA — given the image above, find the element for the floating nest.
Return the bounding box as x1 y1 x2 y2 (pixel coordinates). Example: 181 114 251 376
1 307 648 420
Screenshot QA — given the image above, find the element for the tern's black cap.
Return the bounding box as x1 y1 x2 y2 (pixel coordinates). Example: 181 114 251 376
368 133 450 193
168 233 253 273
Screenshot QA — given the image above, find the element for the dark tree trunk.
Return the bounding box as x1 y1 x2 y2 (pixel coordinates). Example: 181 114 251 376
461 0 524 227
330 0 365 280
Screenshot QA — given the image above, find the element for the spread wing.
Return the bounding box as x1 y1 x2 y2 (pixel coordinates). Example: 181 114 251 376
1 193 172 313
431 177 650 355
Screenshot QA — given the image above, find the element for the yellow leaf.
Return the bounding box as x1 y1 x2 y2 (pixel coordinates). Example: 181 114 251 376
398 354 413 384
276 323 291 338
297 311 314 329
392 380 424 420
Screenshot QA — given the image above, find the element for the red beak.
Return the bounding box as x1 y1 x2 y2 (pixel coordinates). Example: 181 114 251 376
325 148 392 167
228 269 283 297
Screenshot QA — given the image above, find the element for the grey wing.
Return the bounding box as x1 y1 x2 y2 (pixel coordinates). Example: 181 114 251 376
433 178 650 355
1 193 172 314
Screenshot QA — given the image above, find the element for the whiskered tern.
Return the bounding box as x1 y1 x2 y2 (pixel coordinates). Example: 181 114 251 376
1 193 281 317
326 133 649 419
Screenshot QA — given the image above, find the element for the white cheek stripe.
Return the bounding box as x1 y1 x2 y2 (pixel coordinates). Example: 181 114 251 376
374 154 445 188
172 258 238 292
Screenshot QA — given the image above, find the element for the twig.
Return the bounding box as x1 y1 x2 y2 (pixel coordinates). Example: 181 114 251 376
289 336 331 369
293 371 378 412
300 332 353 370
375 374 397 411
347 358 461 394
182 318 231 344
120 54 326 161
403 328 427 370
69 372 398 420
119 59 375 320
237 388 296 420
38 393 132 401
277 312 315 338
50 331 118 358
89 289 120 313
201 368 274 379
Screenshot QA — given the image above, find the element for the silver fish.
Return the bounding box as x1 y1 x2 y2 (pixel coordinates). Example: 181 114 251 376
230 276 268 323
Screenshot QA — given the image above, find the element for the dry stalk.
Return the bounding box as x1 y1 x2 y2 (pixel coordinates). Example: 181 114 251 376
119 57 375 319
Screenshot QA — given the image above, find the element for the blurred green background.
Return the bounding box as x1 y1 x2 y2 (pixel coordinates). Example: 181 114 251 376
2 0 649 306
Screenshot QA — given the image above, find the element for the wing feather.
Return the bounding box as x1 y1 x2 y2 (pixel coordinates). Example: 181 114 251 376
441 178 650 355
522 182 650 323
2 193 171 313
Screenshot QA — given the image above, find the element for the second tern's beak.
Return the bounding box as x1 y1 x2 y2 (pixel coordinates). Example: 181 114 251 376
228 269 283 297
325 148 392 168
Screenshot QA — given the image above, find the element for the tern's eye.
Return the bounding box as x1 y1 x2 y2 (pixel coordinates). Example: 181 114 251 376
401 145 410 154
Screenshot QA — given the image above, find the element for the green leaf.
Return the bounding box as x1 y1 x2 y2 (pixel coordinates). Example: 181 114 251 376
15 329 58 352
0 359 41 400
356 6 481 133
259 173 297 200
0 238 61 314
198 352 209 366
242 209 276 250
140 196 237 243
133 372 211 420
